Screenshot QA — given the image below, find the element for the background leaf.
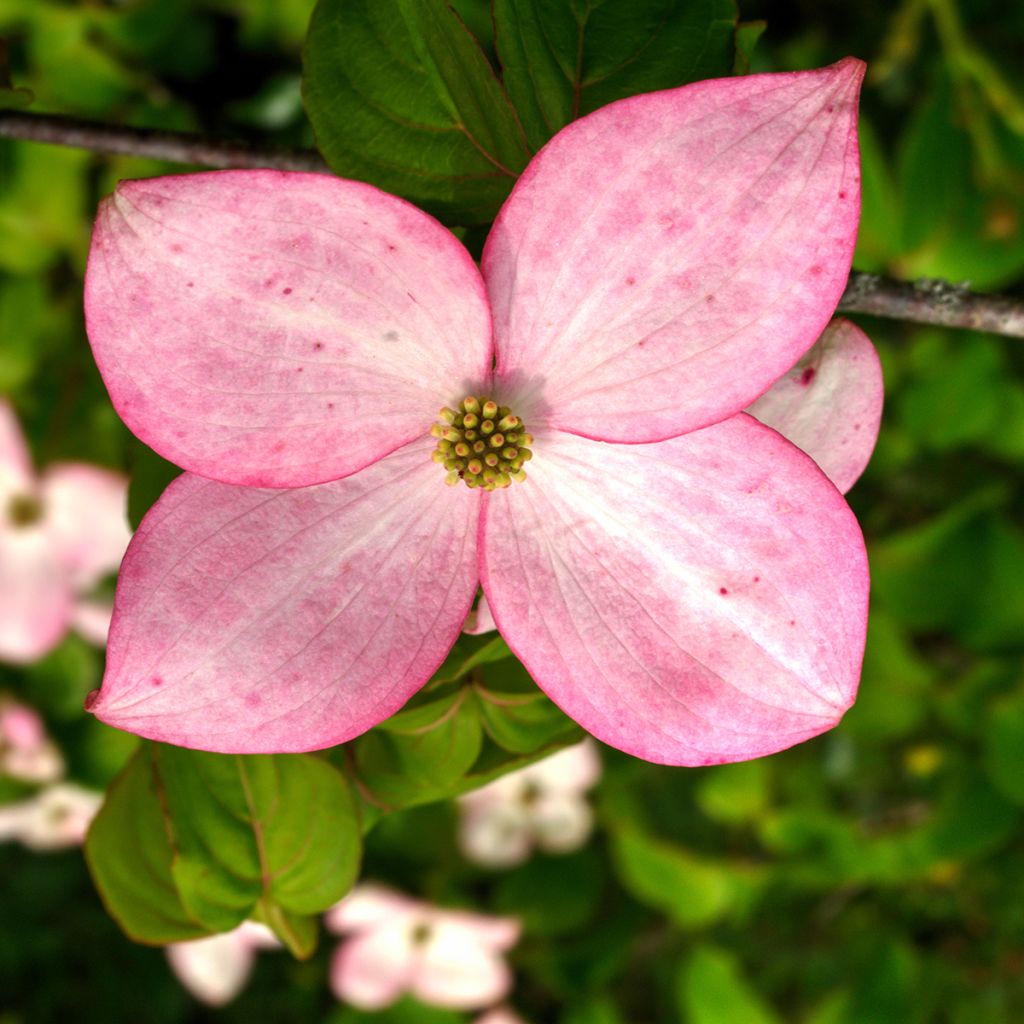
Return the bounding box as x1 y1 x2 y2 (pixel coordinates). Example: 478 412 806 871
303 0 529 224
494 0 737 150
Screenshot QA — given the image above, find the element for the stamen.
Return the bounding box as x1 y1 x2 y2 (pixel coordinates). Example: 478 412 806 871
431 395 534 491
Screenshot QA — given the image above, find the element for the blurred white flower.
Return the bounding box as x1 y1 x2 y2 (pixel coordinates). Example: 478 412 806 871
0 782 101 850
458 740 601 868
0 399 131 662
166 921 280 1007
326 883 521 1011
475 1008 530 1024
0 696 63 782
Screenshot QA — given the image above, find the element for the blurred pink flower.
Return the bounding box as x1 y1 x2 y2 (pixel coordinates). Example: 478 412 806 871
459 740 601 868
0 782 102 850
326 884 521 1011
85 60 880 766
0 697 63 782
475 1010 530 1024
165 921 279 1006
0 401 131 662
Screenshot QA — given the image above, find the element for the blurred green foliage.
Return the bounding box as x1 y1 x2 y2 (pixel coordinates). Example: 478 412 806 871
2 0 1024 1022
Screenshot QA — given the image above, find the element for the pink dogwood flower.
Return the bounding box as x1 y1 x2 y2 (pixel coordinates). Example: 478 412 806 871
0 697 64 782
0 400 131 662
165 921 280 1006
83 59 878 766
326 884 521 1011
458 740 601 868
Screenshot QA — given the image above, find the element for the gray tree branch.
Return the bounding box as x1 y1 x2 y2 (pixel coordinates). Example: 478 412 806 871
3 109 1023 339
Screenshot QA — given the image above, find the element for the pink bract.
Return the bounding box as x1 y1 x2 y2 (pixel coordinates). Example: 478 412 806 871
84 59 878 766
0 400 132 663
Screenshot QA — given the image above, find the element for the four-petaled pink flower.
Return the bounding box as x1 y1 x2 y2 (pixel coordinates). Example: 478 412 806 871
458 739 601 868
0 400 132 662
83 59 881 765
325 884 521 1011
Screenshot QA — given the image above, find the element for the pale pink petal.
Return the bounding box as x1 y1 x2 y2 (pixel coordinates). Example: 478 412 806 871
0 400 34 498
480 417 868 766
746 319 883 493
459 801 533 869
523 740 601 794
71 599 114 647
0 783 102 850
441 910 521 951
330 922 419 1010
166 929 258 1007
325 884 420 935
0 701 46 749
85 170 493 487
87 437 481 752
463 592 497 635
484 60 863 442
531 792 593 854
0 701 64 783
0 525 72 663
236 920 282 951
475 1009 530 1024
41 463 131 590
413 917 516 1009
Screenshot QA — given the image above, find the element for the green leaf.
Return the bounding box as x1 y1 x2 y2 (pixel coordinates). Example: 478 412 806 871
154 745 361 943
0 85 32 109
84 747 207 945
303 0 529 224
695 759 771 825
494 0 737 150
838 940 918 1024
352 690 483 807
678 944 782 1024
86 744 362 951
732 20 765 74
494 847 603 934
843 610 932 741
127 438 182 530
561 996 627 1024
984 689 1024 805
897 72 970 260
609 827 757 927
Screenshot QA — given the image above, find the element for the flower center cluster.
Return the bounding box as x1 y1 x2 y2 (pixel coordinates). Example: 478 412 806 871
6 493 43 529
431 396 533 491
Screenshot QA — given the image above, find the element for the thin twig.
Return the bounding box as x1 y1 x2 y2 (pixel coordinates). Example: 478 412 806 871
0 109 328 172
838 272 1024 338
3 110 1024 338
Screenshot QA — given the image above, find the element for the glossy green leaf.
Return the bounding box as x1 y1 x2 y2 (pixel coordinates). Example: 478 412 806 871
494 0 737 150
86 744 361 953
352 690 483 808
678 945 782 1024
154 744 361 946
303 0 529 224
84 747 207 945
